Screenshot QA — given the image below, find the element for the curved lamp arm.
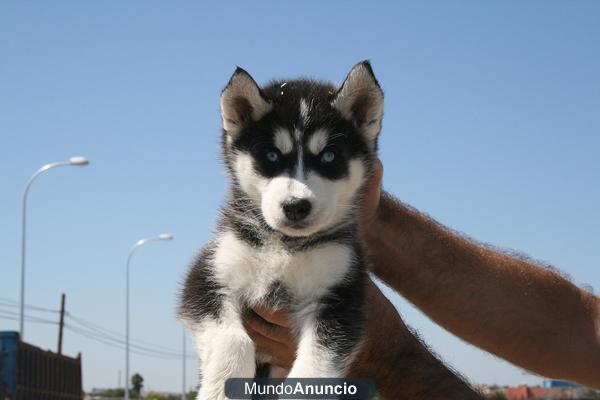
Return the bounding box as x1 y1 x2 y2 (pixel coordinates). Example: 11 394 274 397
20 156 90 337
124 233 173 400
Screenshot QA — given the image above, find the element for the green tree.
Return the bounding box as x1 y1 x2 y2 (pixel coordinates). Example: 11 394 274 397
144 392 167 400
583 389 600 399
489 391 507 400
186 391 198 400
99 388 124 398
131 373 144 398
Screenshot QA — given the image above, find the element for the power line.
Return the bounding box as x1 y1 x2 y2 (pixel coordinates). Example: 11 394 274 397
0 314 194 359
0 307 58 324
64 321 196 359
65 324 192 360
0 298 196 360
0 297 59 314
0 300 177 352
0 314 58 325
66 312 182 354
67 325 196 360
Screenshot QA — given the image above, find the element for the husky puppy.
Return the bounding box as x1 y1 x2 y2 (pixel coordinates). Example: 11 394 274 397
178 61 384 399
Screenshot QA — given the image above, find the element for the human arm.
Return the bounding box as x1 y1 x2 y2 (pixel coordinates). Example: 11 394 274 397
361 164 600 388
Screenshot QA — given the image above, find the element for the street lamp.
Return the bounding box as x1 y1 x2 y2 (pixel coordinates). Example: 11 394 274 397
20 156 90 338
125 233 173 400
182 328 187 400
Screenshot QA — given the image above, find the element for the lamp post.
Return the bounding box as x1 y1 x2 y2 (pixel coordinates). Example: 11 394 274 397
125 234 173 400
20 156 90 338
182 328 186 400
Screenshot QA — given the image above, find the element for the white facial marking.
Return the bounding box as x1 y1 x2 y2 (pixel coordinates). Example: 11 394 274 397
233 152 268 204
300 98 310 127
326 159 366 228
233 145 367 237
308 129 329 155
295 133 304 179
262 159 365 237
274 127 293 154
293 126 302 142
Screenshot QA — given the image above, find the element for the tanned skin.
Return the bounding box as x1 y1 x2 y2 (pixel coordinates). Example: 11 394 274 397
365 191 600 387
243 159 600 395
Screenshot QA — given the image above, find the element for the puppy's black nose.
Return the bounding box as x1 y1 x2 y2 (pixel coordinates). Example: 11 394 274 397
282 199 312 222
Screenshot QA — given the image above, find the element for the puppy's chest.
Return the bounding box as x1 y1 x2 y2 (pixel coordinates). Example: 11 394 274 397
213 231 353 305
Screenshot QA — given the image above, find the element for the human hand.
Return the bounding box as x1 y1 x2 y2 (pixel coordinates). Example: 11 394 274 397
360 158 384 241
241 279 400 379
242 305 297 374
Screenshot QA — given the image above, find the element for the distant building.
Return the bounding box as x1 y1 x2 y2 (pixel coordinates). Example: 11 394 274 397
0 331 83 400
503 384 580 400
543 379 580 388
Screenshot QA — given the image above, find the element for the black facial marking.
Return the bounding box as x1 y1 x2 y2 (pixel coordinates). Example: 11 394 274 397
226 79 372 181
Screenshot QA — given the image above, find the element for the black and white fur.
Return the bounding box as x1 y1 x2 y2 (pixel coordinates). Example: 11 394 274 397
178 61 384 400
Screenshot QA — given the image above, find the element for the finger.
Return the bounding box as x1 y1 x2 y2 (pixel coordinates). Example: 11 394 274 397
374 158 383 185
243 310 296 345
361 158 383 226
252 304 293 328
366 158 383 197
244 323 295 369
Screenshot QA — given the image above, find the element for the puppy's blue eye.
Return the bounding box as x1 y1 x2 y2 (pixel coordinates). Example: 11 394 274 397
321 151 335 163
266 151 279 163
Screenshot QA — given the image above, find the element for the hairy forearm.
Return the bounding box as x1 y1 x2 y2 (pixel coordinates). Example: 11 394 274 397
348 280 482 399
365 192 600 387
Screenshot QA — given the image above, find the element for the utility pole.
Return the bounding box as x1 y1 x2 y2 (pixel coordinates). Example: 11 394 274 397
57 293 66 354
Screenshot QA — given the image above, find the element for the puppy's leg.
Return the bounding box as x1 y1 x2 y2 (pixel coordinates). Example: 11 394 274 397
287 322 342 378
287 313 357 378
288 278 367 379
191 313 256 400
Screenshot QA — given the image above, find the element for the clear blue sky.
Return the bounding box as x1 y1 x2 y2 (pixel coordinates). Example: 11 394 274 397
1 0 599 392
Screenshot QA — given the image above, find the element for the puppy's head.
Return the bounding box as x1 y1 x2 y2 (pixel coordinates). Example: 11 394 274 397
221 61 384 237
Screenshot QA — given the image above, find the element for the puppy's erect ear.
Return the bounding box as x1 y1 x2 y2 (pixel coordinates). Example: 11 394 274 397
332 61 384 143
220 67 272 138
